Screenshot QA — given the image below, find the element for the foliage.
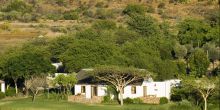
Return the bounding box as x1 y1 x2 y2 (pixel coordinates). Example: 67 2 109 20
63 11 79 20
177 19 211 47
160 97 168 104
169 100 200 110
92 20 116 30
123 4 146 16
123 98 143 104
60 39 118 72
95 9 115 19
0 92 5 99
5 87 16 97
128 14 160 37
2 0 32 13
93 65 151 105
174 43 187 59
189 48 209 77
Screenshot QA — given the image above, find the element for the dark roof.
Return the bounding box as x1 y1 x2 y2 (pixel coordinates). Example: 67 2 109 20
76 69 143 85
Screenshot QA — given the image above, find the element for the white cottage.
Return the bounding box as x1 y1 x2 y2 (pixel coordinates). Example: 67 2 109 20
74 69 180 100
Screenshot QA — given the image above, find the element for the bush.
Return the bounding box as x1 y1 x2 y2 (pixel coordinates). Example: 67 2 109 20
169 100 200 110
92 20 116 30
171 94 182 102
0 22 11 31
95 9 115 19
0 92 5 99
5 87 16 97
102 95 111 103
158 3 166 9
160 97 168 104
146 6 155 13
47 14 62 21
63 11 79 20
2 0 32 13
123 4 146 16
124 97 133 104
132 98 143 104
95 2 105 8
124 98 143 104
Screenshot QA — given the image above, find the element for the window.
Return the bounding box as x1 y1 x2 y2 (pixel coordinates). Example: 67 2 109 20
131 86 136 94
81 86 86 93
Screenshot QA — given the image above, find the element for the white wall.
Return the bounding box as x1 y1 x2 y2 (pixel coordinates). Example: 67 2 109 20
74 85 106 99
97 85 107 96
142 81 171 99
1 82 5 93
75 81 171 99
122 86 143 99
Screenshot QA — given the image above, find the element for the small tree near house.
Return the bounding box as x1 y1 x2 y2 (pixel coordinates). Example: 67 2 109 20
26 77 48 102
183 76 219 110
92 65 151 106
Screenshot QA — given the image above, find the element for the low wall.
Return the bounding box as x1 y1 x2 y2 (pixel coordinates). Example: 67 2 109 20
68 95 103 104
140 96 160 104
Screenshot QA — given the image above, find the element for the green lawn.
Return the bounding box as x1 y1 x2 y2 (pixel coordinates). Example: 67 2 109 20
0 97 217 110
0 97 169 110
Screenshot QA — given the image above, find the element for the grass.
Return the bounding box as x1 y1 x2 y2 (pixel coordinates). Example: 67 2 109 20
0 97 170 110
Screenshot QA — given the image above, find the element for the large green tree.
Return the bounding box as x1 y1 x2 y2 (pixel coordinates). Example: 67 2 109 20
60 39 119 72
127 14 160 37
177 19 211 47
189 48 210 77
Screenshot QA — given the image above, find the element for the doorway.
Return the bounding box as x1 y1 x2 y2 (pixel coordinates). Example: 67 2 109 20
91 86 98 98
143 86 147 97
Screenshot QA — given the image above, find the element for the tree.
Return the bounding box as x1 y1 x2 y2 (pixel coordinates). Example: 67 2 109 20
123 4 146 16
60 39 118 72
127 14 160 37
177 19 211 47
174 43 187 59
189 48 210 77
0 49 24 94
92 65 151 106
203 43 220 71
182 76 219 110
0 45 54 96
26 77 47 102
48 36 74 61
53 73 77 95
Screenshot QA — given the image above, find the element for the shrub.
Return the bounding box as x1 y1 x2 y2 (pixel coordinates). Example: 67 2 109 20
51 26 67 33
92 20 116 30
171 94 182 102
63 11 79 20
124 97 133 104
124 98 143 104
0 92 5 99
102 95 111 103
146 6 155 13
2 0 32 13
132 98 143 104
95 2 105 8
123 4 146 16
0 22 11 31
5 87 16 97
160 97 168 104
95 9 115 19
3 11 22 21
169 100 200 110
158 3 166 9
47 14 62 21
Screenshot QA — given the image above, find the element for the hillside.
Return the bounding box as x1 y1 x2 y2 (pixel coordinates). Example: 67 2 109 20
0 0 219 53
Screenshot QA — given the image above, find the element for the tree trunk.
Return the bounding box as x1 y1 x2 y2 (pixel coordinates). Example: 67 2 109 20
13 79 18 95
204 98 207 110
32 94 36 102
119 90 123 106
